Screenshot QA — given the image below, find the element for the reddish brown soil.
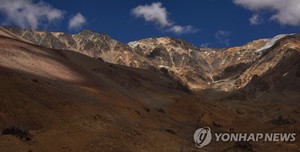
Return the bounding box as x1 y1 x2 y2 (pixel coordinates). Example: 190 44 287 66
0 33 299 152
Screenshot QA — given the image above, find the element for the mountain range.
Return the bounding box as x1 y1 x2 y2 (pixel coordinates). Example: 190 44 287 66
0 26 299 151
3 26 300 97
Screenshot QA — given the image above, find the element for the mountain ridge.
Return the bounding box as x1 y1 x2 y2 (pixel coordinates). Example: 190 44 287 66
2 26 300 97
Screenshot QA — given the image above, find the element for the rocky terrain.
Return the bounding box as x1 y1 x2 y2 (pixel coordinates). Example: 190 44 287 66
0 26 299 151
2 27 155 69
4 26 300 94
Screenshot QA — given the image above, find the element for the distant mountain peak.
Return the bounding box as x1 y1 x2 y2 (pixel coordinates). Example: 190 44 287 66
2 26 299 93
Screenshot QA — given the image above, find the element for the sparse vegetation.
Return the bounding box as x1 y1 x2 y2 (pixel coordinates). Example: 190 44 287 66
1 127 32 141
271 116 296 125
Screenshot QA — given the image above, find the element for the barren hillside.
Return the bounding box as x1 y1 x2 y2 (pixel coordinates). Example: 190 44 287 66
0 28 299 152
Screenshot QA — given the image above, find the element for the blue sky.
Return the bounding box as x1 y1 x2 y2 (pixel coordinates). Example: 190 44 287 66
0 0 300 48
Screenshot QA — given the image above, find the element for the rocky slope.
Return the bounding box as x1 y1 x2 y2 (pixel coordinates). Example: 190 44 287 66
129 37 214 89
240 34 300 102
3 26 300 98
128 37 269 90
128 34 300 98
3 27 156 70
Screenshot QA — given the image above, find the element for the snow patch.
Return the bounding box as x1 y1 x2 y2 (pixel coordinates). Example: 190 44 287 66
158 65 170 69
128 41 139 48
255 34 291 54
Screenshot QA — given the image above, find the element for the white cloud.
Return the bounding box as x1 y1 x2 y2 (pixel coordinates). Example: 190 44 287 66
249 13 263 25
167 25 198 35
131 2 197 35
131 2 171 28
0 0 64 29
215 30 231 46
222 39 230 46
68 13 86 30
215 30 230 40
200 42 210 48
233 0 300 26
